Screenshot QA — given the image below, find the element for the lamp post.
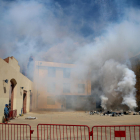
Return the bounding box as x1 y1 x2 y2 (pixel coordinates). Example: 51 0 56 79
4 79 8 83
3 79 8 93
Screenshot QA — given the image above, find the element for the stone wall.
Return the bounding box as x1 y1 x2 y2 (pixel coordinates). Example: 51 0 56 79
32 61 92 110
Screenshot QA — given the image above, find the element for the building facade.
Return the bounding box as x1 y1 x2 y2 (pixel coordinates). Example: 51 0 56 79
0 56 33 122
32 61 95 111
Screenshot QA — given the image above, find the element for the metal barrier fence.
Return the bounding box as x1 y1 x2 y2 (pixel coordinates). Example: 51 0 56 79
0 123 33 140
1 123 140 140
37 124 90 140
92 125 140 140
9 110 17 120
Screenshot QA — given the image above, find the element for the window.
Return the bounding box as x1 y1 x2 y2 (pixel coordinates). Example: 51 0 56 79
63 83 70 93
48 67 56 77
63 68 71 78
47 83 55 93
78 84 85 93
47 96 55 105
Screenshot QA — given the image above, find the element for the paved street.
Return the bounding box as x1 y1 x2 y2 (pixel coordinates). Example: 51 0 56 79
8 111 140 139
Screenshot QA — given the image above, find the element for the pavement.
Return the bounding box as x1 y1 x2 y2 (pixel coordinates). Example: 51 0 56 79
2 111 140 139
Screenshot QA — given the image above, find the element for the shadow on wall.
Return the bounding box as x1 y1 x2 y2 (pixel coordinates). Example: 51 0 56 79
2 116 4 123
9 78 17 111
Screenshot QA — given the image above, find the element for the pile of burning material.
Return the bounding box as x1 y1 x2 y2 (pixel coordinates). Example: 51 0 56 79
124 111 140 115
89 111 94 115
100 111 124 117
123 111 136 115
133 112 140 115
122 111 140 115
123 110 134 115
89 110 140 116
89 110 102 115
25 116 37 120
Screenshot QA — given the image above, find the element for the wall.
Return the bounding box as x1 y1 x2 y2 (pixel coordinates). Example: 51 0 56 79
33 61 92 110
0 57 33 123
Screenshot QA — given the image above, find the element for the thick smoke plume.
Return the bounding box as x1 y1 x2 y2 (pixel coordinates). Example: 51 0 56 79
100 60 137 110
0 0 140 110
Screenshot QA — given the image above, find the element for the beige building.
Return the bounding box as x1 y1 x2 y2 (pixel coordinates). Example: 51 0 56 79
0 56 33 123
32 61 94 111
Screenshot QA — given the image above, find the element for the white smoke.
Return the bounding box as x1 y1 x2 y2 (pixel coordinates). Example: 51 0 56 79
117 68 137 109
73 8 140 110
101 96 108 110
0 1 140 111
94 59 137 110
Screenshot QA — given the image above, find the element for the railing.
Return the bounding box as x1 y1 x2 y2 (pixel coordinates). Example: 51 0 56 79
0 123 34 140
92 125 140 140
8 110 17 120
37 124 90 140
0 123 140 140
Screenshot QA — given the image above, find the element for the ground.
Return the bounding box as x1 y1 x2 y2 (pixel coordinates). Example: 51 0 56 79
9 111 140 139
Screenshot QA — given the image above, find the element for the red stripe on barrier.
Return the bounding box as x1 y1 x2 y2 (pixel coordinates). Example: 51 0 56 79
115 131 126 137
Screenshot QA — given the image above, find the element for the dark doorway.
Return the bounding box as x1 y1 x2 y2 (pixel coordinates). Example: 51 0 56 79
23 91 27 114
9 79 16 110
30 92 32 112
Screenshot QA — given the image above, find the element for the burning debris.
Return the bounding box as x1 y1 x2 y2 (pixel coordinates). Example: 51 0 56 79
133 112 139 115
89 110 102 115
89 110 124 117
101 111 124 117
89 110 140 117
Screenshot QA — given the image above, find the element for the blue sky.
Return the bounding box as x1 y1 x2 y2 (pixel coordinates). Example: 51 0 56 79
2 0 140 38
51 0 140 37
0 0 140 66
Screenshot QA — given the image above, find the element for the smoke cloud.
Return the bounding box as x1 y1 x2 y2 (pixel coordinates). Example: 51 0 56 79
99 60 137 110
0 0 140 110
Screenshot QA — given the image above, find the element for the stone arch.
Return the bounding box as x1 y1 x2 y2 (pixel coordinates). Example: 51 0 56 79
10 79 17 85
9 78 17 110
